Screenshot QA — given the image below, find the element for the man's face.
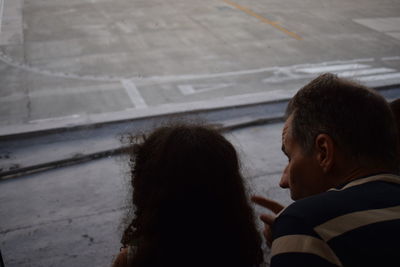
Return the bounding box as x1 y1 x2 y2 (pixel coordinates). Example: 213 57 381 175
280 115 325 200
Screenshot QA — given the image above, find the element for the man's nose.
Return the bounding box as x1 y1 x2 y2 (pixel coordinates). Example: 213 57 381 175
279 166 289 188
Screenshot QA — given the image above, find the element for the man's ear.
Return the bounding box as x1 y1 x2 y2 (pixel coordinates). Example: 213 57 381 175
314 134 335 173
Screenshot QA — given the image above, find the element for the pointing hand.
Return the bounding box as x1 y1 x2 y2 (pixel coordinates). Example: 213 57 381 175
251 195 285 247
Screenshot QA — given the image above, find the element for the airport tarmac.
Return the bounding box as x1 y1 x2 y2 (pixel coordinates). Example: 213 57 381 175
0 121 292 267
1 1 400 265
1 0 400 134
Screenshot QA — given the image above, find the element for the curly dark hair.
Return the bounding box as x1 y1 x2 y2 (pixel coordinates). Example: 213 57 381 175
121 123 263 267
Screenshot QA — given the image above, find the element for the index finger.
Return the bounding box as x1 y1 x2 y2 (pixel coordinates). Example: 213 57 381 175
251 195 285 214
260 214 275 226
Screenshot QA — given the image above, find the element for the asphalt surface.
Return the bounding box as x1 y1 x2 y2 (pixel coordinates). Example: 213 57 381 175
1 0 400 135
1 85 399 266
0 121 293 267
1 0 400 266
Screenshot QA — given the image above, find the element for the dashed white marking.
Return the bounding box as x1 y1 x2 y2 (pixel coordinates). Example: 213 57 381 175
356 72 400 82
178 83 233 95
121 79 147 109
337 68 396 78
297 64 370 74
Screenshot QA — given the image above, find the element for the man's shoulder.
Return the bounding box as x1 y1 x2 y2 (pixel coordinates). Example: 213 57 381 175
272 174 400 266
279 190 343 225
278 173 400 228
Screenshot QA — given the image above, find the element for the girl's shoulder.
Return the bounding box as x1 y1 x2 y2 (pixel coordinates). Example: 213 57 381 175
112 247 130 267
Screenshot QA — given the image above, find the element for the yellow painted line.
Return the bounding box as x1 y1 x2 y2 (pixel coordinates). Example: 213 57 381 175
222 0 302 40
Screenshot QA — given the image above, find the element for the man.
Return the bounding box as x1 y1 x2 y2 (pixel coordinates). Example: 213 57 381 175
390 98 400 137
253 73 400 266
0 249 4 267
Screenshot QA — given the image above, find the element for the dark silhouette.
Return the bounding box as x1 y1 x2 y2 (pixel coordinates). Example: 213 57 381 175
390 98 400 160
254 73 400 267
0 249 4 267
113 123 263 267
390 98 400 138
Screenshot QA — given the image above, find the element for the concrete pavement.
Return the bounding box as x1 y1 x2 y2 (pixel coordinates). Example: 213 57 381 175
2 0 400 265
1 83 400 266
0 121 292 267
1 0 400 135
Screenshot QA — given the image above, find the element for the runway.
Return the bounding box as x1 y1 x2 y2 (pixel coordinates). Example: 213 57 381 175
1 0 400 131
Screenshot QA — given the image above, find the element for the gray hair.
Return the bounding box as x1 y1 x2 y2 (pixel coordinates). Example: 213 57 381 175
286 73 399 171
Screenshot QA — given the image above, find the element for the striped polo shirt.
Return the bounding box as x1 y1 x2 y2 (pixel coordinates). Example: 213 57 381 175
270 174 400 267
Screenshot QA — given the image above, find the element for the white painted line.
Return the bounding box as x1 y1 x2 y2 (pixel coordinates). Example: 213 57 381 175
354 17 400 33
337 68 396 78
178 83 233 95
29 84 123 97
29 114 81 124
178 85 195 95
356 72 400 82
382 56 400 61
0 0 5 33
144 60 375 84
262 68 314 83
121 79 147 109
0 50 376 85
387 32 400 40
297 64 370 74
116 22 132 33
